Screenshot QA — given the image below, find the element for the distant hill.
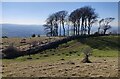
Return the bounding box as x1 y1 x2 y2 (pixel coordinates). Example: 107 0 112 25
2 24 46 37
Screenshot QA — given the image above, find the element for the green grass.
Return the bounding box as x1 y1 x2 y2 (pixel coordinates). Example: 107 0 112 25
93 49 118 57
78 35 119 50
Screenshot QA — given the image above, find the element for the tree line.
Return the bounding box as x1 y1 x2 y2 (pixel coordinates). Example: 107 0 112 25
43 6 115 36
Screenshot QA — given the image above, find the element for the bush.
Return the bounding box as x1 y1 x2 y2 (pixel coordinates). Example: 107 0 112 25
94 32 99 35
81 47 92 63
60 58 65 60
52 53 54 55
43 54 48 57
77 54 80 56
27 57 32 59
38 34 40 37
31 34 36 37
2 36 8 38
2 44 21 59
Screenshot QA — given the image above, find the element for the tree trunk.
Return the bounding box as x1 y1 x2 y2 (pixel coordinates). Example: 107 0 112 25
50 28 53 36
59 21 62 36
50 22 53 36
88 22 91 35
98 27 100 34
77 19 80 35
84 19 87 35
62 21 65 36
56 24 58 36
68 25 69 36
75 26 77 35
98 23 101 34
104 29 107 35
81 18 84 35
73 23 76 36
82 55 91 63
88 27 91 35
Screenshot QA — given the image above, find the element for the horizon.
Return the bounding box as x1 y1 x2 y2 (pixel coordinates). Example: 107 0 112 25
1 2 118 27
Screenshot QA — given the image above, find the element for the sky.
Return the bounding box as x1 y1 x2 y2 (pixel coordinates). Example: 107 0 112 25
1 2 118 26
1 0 120 2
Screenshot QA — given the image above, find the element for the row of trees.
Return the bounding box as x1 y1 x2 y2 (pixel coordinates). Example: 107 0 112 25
43 6 115 36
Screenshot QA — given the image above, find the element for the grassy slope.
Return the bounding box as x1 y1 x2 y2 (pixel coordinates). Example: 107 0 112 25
3 35 119 62
2 35 119 77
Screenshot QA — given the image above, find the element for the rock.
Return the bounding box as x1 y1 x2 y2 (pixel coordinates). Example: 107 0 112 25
72 73 76 76
65 69 68 71
58 69 62 72
60 58 65 60
75 65 80 68
67 61 75 65
49 64 52 66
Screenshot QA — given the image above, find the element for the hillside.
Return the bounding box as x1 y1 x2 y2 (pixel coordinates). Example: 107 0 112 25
2 35 119 77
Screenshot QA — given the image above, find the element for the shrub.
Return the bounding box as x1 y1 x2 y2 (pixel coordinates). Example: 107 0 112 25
38 34 40 37
2 44 21 59
43 54 48 57
52 53 54 55
27 57 32 59
77 54 80 56
31 34 36 37
60 58 65 60
69 51 73 54
2 36 8 38
81 47 92 63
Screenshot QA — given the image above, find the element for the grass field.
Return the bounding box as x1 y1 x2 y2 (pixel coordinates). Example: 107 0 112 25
2 35 119 77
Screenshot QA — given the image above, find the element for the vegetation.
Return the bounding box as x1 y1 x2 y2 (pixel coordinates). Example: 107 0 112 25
44 6 115 36
1 4 118 77
2 36 8 38
98 18 115 34
2 35 118 60
81 47 92 63
43 10 68 36
2 35 118 77
31 34 36 37
2 43 21 59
